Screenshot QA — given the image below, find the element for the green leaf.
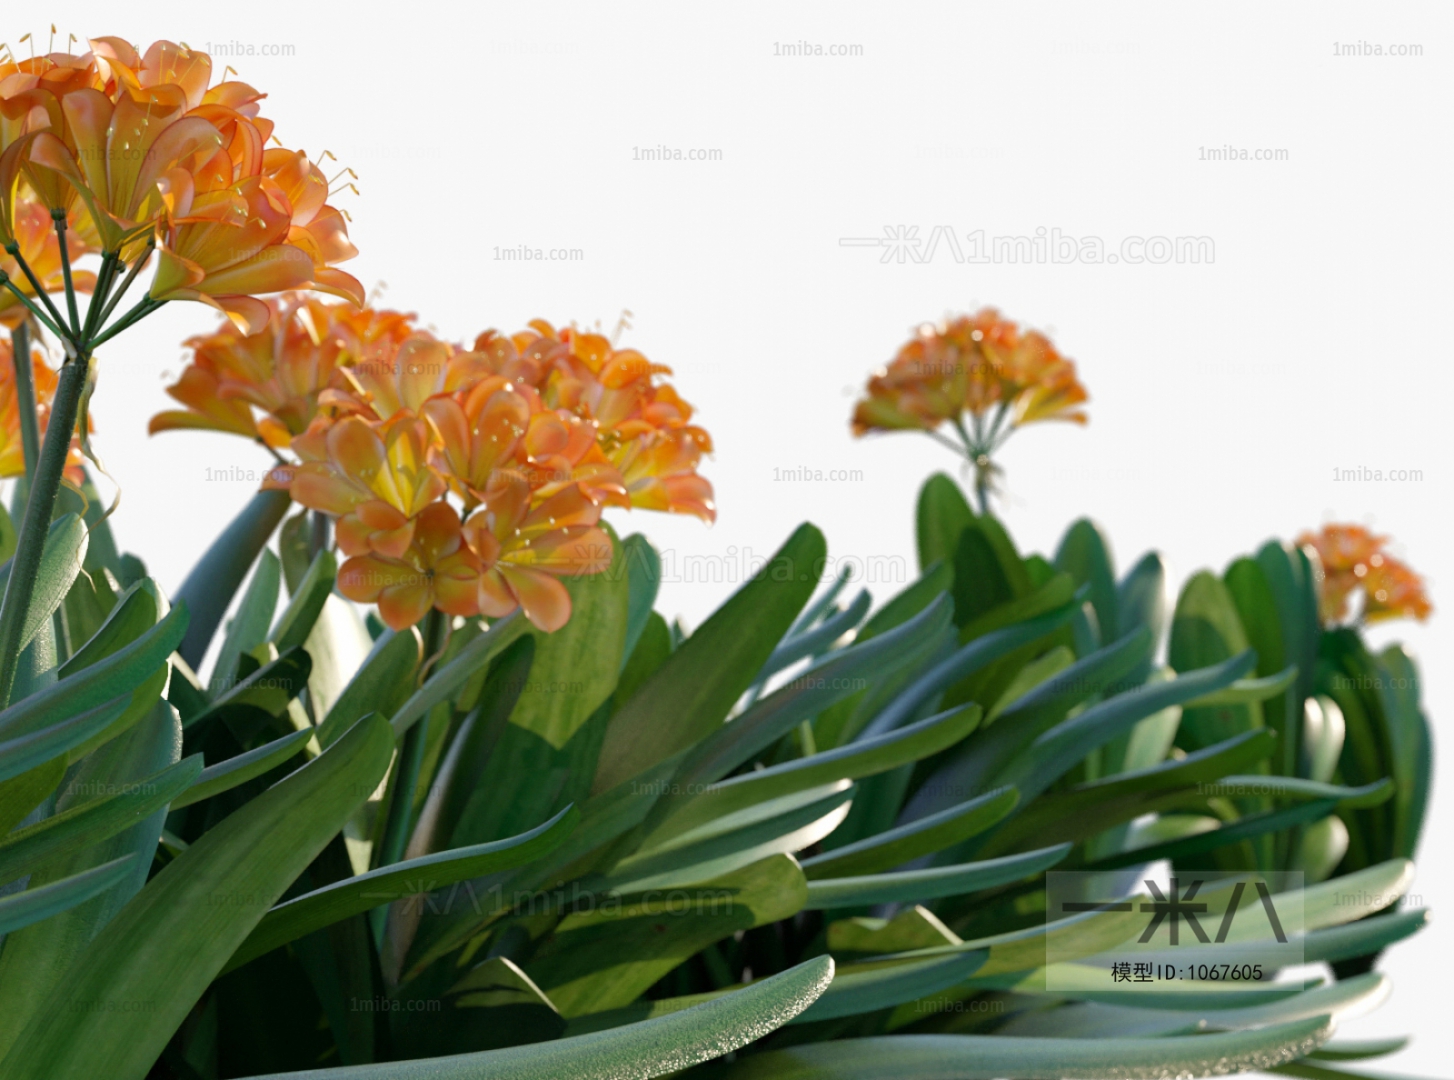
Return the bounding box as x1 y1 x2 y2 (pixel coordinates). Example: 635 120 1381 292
183 646 312 738
998 650 1258 806
1114 551 1168 687
318 627 421 748
526 854 810 1016
0 603 187 741
712 1015 1332 1079
0 513 87 657
951 514 1032 627
269 546 336 654
0 695 130 784
801 787 1019 879
1211 775 1394 808
804 843 1071 910
1184 666 1298 708
760 590 871 681
649 703 981 847
915 473 974 575
664 595 954 805
1298 908 1429 966
793 949 988 1024
224 804 579 974
1055 518 1118 642
170 728 312 809
238 956 834 1080
174 489 290 668
0 757 200 884
1169 572 1263 753
58 579 164 678
592 524 826 793
0 713 394 1080
0 855 135 936
619 533 661 666
209 549 280 696
1308 1037 1410 1062
391 614 529 739
858 601 1079 740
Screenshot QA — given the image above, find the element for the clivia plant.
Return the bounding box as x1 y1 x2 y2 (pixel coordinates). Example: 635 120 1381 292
0 34 1437 1080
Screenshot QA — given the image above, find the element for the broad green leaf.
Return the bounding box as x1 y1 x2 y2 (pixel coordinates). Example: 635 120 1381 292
801 787 1018 879
985 729 1276 855
857 601 1079 740
759 589 871 680
1374 645 1432 859
997 650 1257 807
804 843 1071 910
915 473 974 574
664 595 955 806
1297 908 1429 966
238 956 835 1080
951 513 1032 627
0 855 134 935
826 905 962 957
713 1015 1332 1079
170 728 312 809
619 533 661 665
792 950 988 1024
209 549 280 696
0 513 87 657
1114 551 1168 687
1055 518 1117 642
0 699 183 1055
1225 556 1295 770
1257 539 1322 718
0 756 199 884
299 593 374 724
183 646 311 738
391 614 529 738
1083 798 1339 870
650 703 981 847
526 854 810 1016
174 488 291 667
903 629 1152 823
57 579 164 678
224 805 579 973
1308 1037 1410 1062
1170 571 1263 753
0 758 63 835
0 713 394 1080
1185 666 1298 708
1212 775 1393 808
318 626 421 748
269 546 336 653
602 784 854 894
0 695 129 784
0 603 187 741
592 524 826 793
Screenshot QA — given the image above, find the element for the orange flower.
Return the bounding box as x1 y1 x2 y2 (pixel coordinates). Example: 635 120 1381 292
286 416 446 559
149 294 415 447
337 501 481 631
853 308 1088 437
0 198 94 328
462 472 613 632
1297 524 1432 625
5 39 361 332
474 321 716 522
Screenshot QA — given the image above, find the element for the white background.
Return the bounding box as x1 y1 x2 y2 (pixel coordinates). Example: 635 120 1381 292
20 3 1451 1071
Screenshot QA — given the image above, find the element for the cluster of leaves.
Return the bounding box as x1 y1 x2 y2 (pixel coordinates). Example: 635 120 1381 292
0 466 1430 1080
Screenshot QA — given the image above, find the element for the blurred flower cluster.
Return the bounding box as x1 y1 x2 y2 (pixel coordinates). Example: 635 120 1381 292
852 308 1087 511
1299 524 1431 626
1 36 360 333
151 299 715 632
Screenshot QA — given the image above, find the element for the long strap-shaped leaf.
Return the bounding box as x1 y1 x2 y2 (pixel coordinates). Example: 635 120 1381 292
390 612 527 737
0 695 130 784
222 804 579 974
804 842 1071 910
0 603 187 741
0 854 134 935
237 956 834 1080
0 757 200 884
712 1015 1332 1079
0 713 394 1080
170 728 312 809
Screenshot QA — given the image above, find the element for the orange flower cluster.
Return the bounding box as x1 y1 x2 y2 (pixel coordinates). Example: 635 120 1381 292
151 300 715 633
1297 523 1432 625
852 308 1088 435
0 335 85 481
1 37 360 332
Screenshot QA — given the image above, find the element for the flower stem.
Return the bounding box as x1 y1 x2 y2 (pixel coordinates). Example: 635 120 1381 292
9 322 40 487
0 274 66 340
2 243 69 336
51 211 81 338
0 355 88 706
